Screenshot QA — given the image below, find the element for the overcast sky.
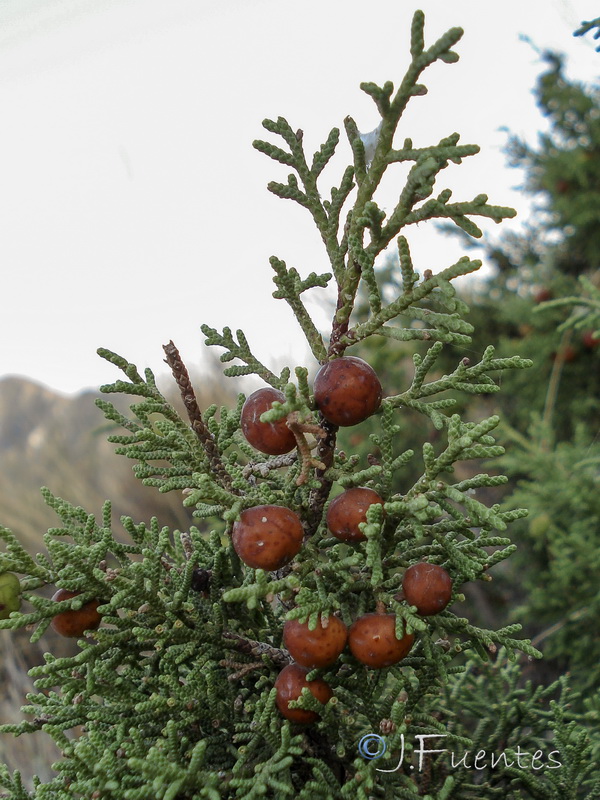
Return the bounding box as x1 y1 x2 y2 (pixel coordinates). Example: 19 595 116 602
0 0 598 396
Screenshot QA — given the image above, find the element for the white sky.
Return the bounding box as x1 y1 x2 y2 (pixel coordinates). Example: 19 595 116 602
0 0 598 395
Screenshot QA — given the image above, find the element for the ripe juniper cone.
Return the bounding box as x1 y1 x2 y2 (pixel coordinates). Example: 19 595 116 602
50 589 102 638
283 615 348 668
241 386 296 455
348 613 414 668
582 330 600 349
231 504 304 570
326 486 384 542
313 356 382 427
402 562 453 616
274 662 333 724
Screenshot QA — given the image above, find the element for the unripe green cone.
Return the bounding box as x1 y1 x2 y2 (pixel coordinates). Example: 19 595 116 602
0 572 22 620
529 513 551 538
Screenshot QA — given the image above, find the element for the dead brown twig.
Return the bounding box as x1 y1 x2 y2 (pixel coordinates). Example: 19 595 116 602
162 340 237 493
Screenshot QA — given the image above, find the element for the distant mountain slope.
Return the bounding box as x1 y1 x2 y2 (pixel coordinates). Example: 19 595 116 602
0 369 235 783
0 375 201 551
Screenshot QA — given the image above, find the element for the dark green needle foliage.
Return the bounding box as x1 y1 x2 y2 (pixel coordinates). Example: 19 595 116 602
1 11 597 800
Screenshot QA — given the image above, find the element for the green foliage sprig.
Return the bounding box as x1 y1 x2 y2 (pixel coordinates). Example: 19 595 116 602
534 274 600 339
248 12 516 362
574 16 600 50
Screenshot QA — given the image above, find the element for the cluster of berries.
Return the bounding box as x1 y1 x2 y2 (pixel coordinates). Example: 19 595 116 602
275 562 453 723
235 356 384 571
236 356 454 723
1 356 455 725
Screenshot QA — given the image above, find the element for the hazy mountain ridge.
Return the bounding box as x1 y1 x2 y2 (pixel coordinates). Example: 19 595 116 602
0 374 197 553
0 372 223 781
0 377 105 779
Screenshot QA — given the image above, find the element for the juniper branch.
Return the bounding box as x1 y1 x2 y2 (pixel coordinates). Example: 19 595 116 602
162 340 236 494
342 255 481 346
221 630 291 668
335 15 464 329
574 16 600 50
269 257 330 361
200 324 283 387
254 119 345 273
386 344 532 408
